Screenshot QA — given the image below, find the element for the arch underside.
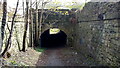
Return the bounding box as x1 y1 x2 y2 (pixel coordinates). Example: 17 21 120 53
40 29 67 48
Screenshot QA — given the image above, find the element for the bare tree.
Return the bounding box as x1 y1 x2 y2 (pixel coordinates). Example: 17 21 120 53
34 0 39 46
38 1 43 38
0 0 2 10
14 26 21 51
29 0 33 47
0 26 2 55
1 0 7 40
0 0 7 56
1 0 19 56
22 0 24 18
34 0 49 46
38 1 49 37
22 0 29 52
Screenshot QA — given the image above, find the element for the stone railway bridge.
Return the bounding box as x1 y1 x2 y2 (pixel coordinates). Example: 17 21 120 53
37 2 120 65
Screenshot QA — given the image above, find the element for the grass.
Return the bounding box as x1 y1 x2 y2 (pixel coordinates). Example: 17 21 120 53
34 47 46 52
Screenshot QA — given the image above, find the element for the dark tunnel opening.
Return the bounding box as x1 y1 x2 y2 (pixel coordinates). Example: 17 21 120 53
40 29 67 48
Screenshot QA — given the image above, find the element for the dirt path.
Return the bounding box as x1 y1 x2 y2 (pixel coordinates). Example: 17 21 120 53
36 47 99 66
2 47 99 66
45 50 63 66
36 48 64 66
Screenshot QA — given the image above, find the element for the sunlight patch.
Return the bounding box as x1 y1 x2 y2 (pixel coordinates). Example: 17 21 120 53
49 28 60 34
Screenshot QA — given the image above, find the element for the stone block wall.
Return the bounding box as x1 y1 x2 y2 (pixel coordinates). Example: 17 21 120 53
40 2 120 65
74 2 120 65
41 16 75 47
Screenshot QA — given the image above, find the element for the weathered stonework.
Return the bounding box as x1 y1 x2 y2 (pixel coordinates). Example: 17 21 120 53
41 2 120 65
75 2 120 65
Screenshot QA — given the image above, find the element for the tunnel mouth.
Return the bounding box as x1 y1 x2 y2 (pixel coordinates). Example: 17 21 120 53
40 28 67 48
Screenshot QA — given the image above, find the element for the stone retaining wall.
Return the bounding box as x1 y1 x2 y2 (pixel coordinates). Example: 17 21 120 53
74 2 120 65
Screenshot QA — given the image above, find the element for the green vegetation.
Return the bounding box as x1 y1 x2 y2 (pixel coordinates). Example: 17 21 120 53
34 47 46 52
10 60 17 65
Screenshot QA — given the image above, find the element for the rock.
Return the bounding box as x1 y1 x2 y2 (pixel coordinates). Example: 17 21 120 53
75 52 77 55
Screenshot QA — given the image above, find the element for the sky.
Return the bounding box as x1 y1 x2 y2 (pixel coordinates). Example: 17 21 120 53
5 0 120 8
1 0 120 8
1 0 119 14
6 0 89 8
6 0 120 8
5 0 89 14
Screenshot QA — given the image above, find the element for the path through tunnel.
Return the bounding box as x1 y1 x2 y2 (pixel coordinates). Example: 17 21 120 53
40 29 67 48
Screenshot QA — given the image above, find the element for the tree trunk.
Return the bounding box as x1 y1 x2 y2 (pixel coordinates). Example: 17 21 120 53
29 0 33 47
0 27 2 55
1 0 7 40
14 26 21 51
35 0 39 46
22 0 29 52
0 0 7 54
1 0 19 56
0 1 2 10
22 0 24 18
38 2 43 38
